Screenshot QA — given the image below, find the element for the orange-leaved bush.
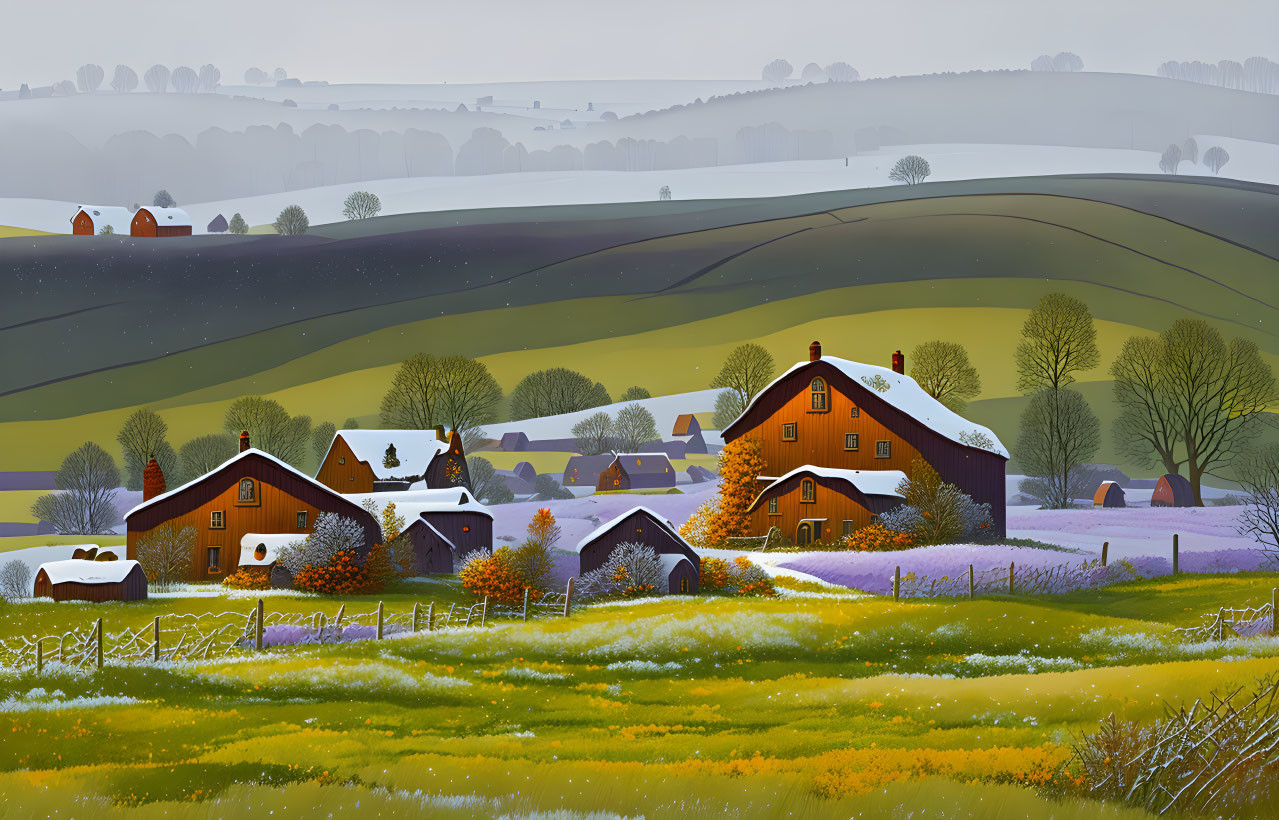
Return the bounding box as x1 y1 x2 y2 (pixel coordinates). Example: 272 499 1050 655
679 498 720 548
221 567 270 590
458 546 526 604
711 436 765 542
841 524 918 552
698 555 775 596
292 550 370 595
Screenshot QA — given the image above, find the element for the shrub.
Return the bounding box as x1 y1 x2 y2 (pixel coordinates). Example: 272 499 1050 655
698 555 775 596
711 437 766 542
360 543 394 593
221 567 270 590
134 523 194 588
277 513 364 574
578 542 663 599
679 498 720 549
511 508 559 596
841 523 918 551
273 204 309 235
458 547 526 604
0 560 33 601
292 550 369 595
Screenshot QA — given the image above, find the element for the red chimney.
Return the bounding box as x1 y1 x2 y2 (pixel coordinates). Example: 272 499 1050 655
142 457 165 501
891 350 905 374
809 340 822 362
239 430 251 453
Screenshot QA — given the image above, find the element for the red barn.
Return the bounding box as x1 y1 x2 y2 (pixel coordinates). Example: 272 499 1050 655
721 341 1008 538
1151 473 1193 507
34 559 148 602
70 206 132 236
1092 481 1126 508
748 466 906 546
131 207 193 237
316 428 469 493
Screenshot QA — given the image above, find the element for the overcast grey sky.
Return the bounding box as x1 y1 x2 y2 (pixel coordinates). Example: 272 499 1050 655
6 0 1275 89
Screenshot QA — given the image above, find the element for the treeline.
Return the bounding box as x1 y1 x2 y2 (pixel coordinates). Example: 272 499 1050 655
1157 57 1279 94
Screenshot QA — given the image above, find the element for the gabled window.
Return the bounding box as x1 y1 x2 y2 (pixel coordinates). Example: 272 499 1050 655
876 440 892 459
810 377 828 411
844 433 859 451
782 422 797 441
210 510 225 529
801 478 816 502
768 497 779 515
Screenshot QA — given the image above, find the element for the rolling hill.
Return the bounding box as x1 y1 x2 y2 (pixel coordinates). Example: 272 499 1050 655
1 173 1275 472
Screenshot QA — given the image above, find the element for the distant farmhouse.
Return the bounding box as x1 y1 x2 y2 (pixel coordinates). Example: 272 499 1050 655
34 558 148 602
316 428 469 493
397 488 494 573
596 453 677 491
72 205 193 237
671 414 709 454
721 341 1008 542
576 507 699 593
563 454 616 488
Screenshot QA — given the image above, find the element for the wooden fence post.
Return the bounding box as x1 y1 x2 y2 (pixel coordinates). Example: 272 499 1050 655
427 601 435 632
255 599 264 652
968 564 975 599
1172 534 1179 576
153 616 160 662
36 638 43 676
376 601 384 640
893 566 900 602
563 577 574 617
1101 541 1109 567
412 603 420 633
523 588 530 623
95 617 104 670
481 595 489 627
1272 588 1277 635
1217 606 1225 641
1009 562 1015 595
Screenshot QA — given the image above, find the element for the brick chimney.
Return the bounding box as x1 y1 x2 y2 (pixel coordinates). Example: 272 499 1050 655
142 456 165 501
809 340 822 362
434 425 446 442
239 429 251 453
891 350 905 374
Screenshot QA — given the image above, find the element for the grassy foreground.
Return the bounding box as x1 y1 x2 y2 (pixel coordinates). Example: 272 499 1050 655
3 574 1279 817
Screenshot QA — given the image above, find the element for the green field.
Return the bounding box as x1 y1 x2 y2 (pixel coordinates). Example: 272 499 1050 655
2 573 1278 817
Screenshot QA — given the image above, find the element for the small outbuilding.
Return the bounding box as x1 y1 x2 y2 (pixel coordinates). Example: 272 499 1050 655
71 206 133 236
562 454 616 488
207 214 229 233
659 554 699 594
672 414 702 437
499 432 530 452
512 462 538 486
1092 481 1126 508
596 453 676 491
576 506 701 593
34 559 148 602
1151 473 1194 507
357 488 494 574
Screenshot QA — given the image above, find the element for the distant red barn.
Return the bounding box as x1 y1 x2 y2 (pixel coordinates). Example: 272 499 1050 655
131 207 193 237
596 453 676 491
1092 481 1126 508
34 559 148 602
1151 473 1193 507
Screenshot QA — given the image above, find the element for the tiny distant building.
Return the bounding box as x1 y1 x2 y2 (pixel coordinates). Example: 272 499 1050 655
71 206 133 236
640 439 687 460
562 454 616 489
1092 481 1126 508
316 428 469 493
672 414 701 438
34 559 148 602
395 489 494 573
1151 473 1194 507
131 207 193 237
512 462 537 486
499 432 530 452
207 214 229 233
575 506 700 592
596 454 676 491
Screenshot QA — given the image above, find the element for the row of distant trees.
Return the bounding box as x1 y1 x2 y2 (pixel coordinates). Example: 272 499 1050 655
33 64 292 96
1159 137 1231 175
1157 57 1279 94
1030 53 1084 72
761 60 860 84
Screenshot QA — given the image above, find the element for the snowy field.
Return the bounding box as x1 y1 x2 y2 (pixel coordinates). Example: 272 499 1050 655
3 138 1274 235
481 389 724 445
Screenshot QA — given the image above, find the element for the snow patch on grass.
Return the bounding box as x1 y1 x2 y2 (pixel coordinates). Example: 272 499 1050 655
0 687 139 712
605 660 683 674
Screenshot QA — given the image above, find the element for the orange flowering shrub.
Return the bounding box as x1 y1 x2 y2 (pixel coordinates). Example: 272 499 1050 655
841 524 918 552
698 555 775 596
221 567 270 590
710 437 765 543
610 565 657 598
292 550 370 595
679 498 720 548
359 543 395 593
458 547 526 604
699 556 733 591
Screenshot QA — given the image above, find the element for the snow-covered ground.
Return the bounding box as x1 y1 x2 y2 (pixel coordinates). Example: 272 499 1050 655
4 139 1275 235
1007 505 1252 560
1 544 103 579
481 389 725 444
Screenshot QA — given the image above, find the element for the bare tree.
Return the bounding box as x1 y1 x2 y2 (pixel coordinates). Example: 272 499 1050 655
509 369 610 420
177 434 237 485
800 62 827 82
223 396 311 467
111 65 138 93
658 185 672 201
0 560 33 601
311 421 337 464
1182 137 1199 165
117 408 170 491
1159 143 1183 175
762 59 793 83
380 354 502 433
1030 55 1056 71
143 64 170 93
1053 52 1084 72
909 340 982 412
1236 443 1279 565
572 411 616 455
198 64 221 92
134 524 195 589
273 68 288 81
889 155 931 184
30 442 121 534
825 62 860 82
342 191 382 220
153 189 176 207
170 66 199 93
1014 292 1099 393
712 390 746 430
613 404 659 452
711 343 775 413
277 513 366 574
273 205 309 235
1204 146 1231 174
1016 388 1100 508
76 64 104 93
1111 335 1183 477
52 80 76 96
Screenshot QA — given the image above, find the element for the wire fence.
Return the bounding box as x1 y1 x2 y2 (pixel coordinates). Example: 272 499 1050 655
1173 590 1278 642
0 579 577 674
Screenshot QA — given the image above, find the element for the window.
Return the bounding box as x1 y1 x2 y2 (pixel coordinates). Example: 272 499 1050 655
810 377 828 411
679 577 690 593
210 510 225 529
801 478 816 502
296 511 308 529
850 407 860 419
768 497 779 515
797 522 813 546
876 440 891 459
844 433 860 451
236 477 257 505
463 525 470 533
842 520 855 538
338 457 345 465
782 422 797 441
253 543 267 561
206 547 221 574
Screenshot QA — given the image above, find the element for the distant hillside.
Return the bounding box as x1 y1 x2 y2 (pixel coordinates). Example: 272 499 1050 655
2 174 1275 471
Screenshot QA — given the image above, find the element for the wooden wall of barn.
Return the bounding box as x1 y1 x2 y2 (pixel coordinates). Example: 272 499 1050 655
316 435 377 494
748 472 901 544
408 511 492 573
579 510 698 574
34 565 148 602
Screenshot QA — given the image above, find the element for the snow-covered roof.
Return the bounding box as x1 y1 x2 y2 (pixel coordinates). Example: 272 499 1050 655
37 559 142 585
753 466 909 505
348 487 493 522
139 206 192 227
609 453 674 475
658 553 694 576
238 533 298 567
72 206 133 233
574 505 689 554
324 429 452 480
125 448 348 519
734 356 1008 458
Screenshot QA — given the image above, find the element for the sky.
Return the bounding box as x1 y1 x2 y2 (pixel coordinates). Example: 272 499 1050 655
5 0 1275 89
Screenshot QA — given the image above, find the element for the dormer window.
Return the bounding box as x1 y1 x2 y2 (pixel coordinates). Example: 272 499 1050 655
810 377 828 411
235 477 258 505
